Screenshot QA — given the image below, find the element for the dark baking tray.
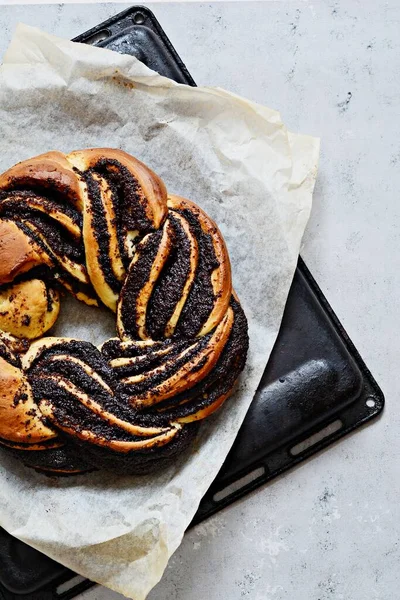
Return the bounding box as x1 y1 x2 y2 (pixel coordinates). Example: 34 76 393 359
0 7 384 599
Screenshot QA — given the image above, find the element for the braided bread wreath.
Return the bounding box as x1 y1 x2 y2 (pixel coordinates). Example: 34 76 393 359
0 149 248 475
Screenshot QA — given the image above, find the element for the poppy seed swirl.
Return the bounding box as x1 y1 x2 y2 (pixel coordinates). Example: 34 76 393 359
0 149 248 475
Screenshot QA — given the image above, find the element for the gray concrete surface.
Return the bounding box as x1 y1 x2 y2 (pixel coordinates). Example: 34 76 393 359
0 2 398 599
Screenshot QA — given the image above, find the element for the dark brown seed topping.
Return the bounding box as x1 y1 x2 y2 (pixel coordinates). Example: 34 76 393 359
0 150 248 476
173 208 219 338
146 213 192 340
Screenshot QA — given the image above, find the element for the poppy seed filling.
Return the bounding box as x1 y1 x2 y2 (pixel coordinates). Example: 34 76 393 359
0 148 248 476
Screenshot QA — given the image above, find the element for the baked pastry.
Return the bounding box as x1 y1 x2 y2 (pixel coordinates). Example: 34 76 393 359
0 149 248 475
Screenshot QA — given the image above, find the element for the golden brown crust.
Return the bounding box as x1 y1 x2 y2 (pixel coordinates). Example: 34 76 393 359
0 330 29 355
0 151 83 209
39 399 181 453
66 148 168 310
0 149 248 476
0 440 63 451
0 357 57 444
167 195 232 336
32 467 88 474
176 389 232 423
116 221 175 339
79 173 122 311
0 220 53 284
128 307 234 407
67 148 168 229
0 279 59 339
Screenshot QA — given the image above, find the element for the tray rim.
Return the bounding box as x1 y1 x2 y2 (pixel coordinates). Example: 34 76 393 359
192 256 384 524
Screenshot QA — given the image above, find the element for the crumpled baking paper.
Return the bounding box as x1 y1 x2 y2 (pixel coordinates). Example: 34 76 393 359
0 24 319 599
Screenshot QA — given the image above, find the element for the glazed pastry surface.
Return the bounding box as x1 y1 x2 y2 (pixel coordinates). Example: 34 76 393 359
0 149 248 475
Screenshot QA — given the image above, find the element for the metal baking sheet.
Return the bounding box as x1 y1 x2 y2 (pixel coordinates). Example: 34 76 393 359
0 7 384 599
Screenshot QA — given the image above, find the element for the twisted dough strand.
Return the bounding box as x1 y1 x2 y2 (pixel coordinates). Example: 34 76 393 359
0 149 248 475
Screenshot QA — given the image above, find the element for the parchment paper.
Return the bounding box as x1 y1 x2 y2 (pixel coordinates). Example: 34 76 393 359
0 25 319 599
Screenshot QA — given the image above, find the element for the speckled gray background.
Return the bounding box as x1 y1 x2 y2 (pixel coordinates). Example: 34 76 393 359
0 2 398 600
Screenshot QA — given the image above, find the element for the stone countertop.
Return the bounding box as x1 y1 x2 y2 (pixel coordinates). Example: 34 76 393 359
0 2 398 599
